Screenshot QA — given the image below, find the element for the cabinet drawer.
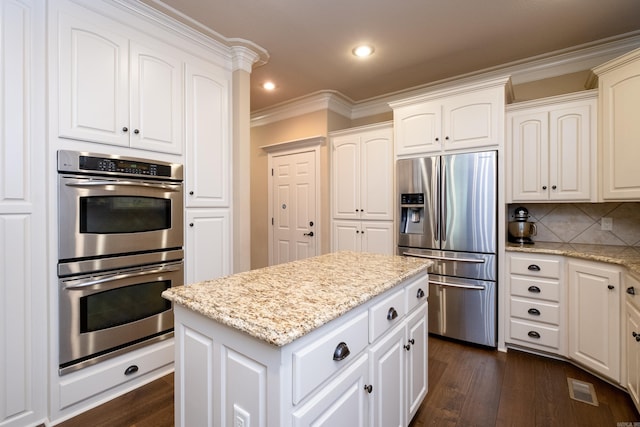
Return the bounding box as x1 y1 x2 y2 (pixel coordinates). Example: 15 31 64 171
369 288 406 343
510 297 560 325
510 255 561 278
510 275 560 302
509 318 560 350
292 311 368 405
405 273 428 313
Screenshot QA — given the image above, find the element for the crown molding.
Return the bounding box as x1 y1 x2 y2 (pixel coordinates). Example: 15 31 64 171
260 136 325 153
251 31 640 126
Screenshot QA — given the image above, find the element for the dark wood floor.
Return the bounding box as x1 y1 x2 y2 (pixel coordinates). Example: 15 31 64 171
57 336 639 427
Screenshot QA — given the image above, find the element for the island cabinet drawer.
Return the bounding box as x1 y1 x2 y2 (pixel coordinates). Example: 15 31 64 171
369 288 406 343
510 255 561 278
510 297 560 325
292 311 368 404
405 273 429 313
509 318 560 350
510 276 560 302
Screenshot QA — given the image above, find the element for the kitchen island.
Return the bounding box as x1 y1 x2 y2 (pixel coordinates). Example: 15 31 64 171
162 251 431 427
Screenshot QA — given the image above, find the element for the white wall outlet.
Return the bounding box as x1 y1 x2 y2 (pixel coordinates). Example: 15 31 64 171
601 217 613 231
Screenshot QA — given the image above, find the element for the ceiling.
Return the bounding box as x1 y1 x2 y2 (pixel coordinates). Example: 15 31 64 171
142 0 640 113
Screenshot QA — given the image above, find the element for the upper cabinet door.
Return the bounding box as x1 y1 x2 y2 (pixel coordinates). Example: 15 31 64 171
360 127 393 220
393 102 441 156
129 42 183 154
58 14 129 147
332 135 360 219
443 88 501 151
510 112 549 202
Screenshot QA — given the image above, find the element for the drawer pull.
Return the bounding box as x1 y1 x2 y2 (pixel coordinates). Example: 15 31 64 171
628 287 636 295
527 308 541 316
416 288 425 299
528 331 541 339
528 286 541 293
387 307 398 321
364 384 373 394
333 342 351 361
528 264 541 271
124 365 139 376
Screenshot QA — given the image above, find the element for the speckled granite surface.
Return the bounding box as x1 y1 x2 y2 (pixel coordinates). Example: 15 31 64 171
162 251 432 347
506 242 640 277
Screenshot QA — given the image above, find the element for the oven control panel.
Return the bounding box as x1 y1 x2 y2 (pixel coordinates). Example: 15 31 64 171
57 150 183 180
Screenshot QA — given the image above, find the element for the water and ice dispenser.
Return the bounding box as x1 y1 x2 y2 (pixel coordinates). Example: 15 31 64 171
399 193 425 235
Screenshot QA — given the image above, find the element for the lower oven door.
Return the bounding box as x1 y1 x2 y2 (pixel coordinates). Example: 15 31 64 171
59 260 183 374
428 274 497 347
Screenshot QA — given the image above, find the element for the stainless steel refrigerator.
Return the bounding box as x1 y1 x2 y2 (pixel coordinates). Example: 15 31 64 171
397 151 497 347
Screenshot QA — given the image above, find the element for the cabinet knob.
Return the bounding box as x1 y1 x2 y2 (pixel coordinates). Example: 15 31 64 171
527 285 541 293
122 126 128 132
608 285 615 290
408 338 415 345
528 308 541 316
552 185 557 190
386 307 398 321
628 287 636 295
542 186 547 190
435 137 439 142
445 136 449 140
364 384 373 394
189 223 194 227
189 191 194 195
528 331 541 339
333 342 351 361
404 344 411 351
634 332 640 342
134 129 140 134
416 288 425 299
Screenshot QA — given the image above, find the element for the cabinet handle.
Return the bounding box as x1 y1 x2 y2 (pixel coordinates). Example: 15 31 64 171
387 307 398 321
435 137 439 142
134 129 140 134
408 338 415 345
628 287 636 295
333 342 351 361
608 285 615 290
356 230 360 234
528 331 541 339
552 185 557 190
527 308 541 316
416 288 425 299
528 285 541 293
527 264 541 271
189 223 194 227
364 384 373 394
542 186 547 190
122 126 128 132
189 191 194 195
124 365 139 376
445 136 449 140
404 344 411 351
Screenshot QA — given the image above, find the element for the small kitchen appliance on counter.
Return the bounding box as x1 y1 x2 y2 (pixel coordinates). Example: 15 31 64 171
508 206 537 244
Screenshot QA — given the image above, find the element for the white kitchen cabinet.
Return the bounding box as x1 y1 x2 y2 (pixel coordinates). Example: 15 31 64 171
57 6 183 154
0 1 47 426
568 259 622 382
507 91 596 202
625 273 640 412
332 220 394 255
505 253 566 356
184 59 231 208
390 77 510 156
592 48 640 200
331 123 393 221
185 209 231 284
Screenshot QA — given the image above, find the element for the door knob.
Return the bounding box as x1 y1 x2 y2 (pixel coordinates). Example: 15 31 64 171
303 231 314 237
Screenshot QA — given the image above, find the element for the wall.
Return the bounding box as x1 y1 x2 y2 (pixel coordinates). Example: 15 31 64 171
250 110 350 269
510 71 592 102
507 203 640 246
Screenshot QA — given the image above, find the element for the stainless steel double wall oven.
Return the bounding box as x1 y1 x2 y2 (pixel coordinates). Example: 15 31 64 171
57 150 184 374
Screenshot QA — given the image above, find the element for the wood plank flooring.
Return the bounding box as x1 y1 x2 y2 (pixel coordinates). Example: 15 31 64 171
57 336 639 427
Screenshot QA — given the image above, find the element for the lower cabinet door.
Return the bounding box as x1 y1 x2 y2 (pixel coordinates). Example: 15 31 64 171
406 305 428 422
369 323 406 427
292 354 369 427
627 301 640 412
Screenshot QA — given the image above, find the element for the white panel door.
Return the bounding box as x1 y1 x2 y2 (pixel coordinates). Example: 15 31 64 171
332 135 360 219
58 13 129 146
360 129 393 220
369 323 405 427
510 111 549 201
272 151 317 264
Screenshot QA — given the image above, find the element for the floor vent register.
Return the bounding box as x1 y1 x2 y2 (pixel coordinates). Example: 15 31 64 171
567 377 599 406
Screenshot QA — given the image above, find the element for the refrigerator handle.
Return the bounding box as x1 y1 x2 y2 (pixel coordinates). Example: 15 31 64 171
433 157 440 244
440 158 446 243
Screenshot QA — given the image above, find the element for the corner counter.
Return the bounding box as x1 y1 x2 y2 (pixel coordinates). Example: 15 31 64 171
163 251 432 427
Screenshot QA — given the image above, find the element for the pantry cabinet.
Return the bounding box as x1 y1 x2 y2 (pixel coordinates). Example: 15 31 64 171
506 91 596 202
390 76 510 156
592 47 640 200
332 220 394 255
568 260 621 382
57 7 183 154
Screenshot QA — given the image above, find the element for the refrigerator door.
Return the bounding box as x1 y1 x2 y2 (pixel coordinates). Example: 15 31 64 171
397 157 439 250
441 151 497 254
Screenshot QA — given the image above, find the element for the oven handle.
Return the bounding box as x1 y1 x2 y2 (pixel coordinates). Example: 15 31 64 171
64 180 182 191
63 264 182 289
402 252 485 264
429 279 486 291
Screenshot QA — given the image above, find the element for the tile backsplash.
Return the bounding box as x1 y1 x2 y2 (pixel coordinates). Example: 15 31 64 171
507 203 640 246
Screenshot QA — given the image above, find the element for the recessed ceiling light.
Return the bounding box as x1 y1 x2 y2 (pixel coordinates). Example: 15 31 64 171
352 45 374 57
263 81 276 91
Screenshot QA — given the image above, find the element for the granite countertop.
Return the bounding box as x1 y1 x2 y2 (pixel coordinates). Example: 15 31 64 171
506 242 640 276
162 251 432 347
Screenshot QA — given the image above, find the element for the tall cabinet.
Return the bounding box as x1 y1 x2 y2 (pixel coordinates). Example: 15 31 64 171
330 123 394 255
0 1 47 426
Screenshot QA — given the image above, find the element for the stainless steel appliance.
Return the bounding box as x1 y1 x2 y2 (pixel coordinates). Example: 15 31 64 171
508 206 537 244
398 151 497 347
57 150 184 374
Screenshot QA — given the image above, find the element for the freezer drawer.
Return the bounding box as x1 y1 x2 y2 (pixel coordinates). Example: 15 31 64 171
428 275 496 347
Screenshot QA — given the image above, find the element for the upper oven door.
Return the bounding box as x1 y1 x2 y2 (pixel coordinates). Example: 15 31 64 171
58 174 184 260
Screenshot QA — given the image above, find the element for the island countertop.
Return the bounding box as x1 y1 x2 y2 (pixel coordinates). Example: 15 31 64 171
162 251 432 347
